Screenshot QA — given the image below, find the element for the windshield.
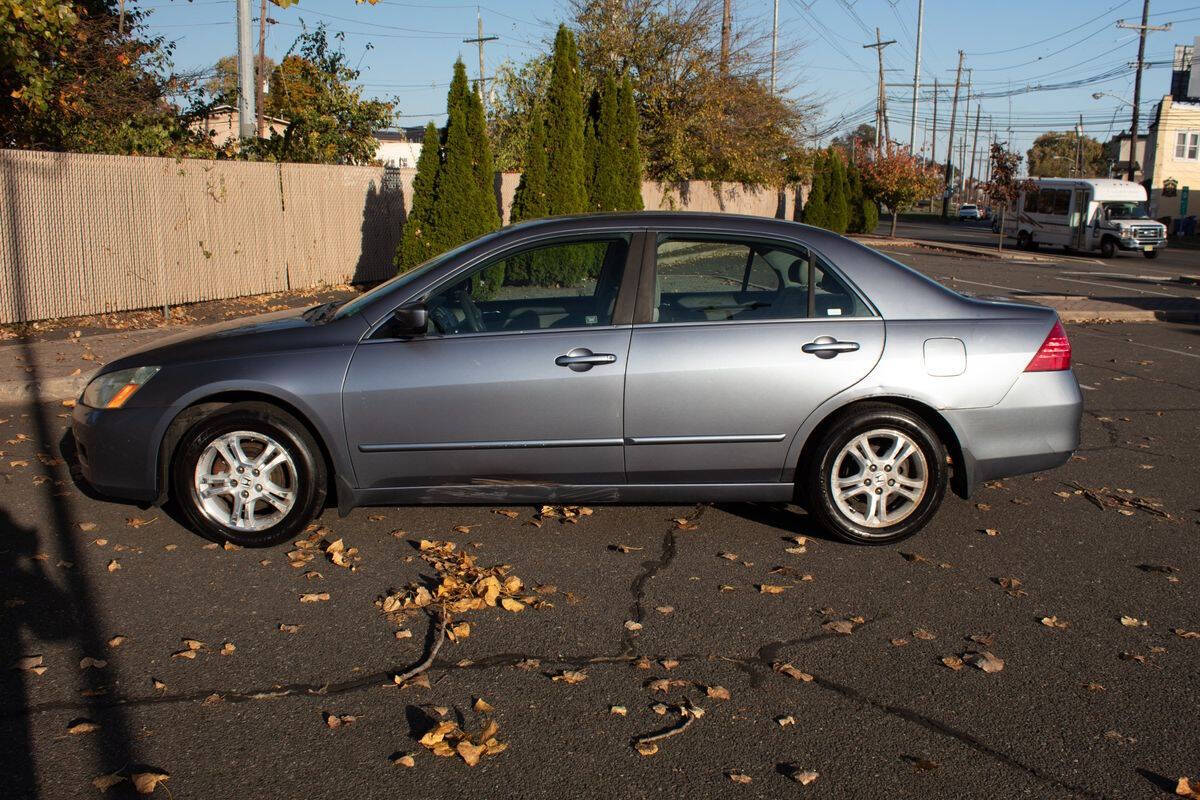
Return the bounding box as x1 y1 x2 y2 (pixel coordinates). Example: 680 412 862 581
1102 201 1150 221
332 239 480 320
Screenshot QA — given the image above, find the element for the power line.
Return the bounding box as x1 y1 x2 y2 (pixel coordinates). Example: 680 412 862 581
963 0 1133 56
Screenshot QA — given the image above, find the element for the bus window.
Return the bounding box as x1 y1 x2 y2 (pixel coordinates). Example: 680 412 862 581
1052 190 1071 215
1024 192 1038 213
1037 189 1056 214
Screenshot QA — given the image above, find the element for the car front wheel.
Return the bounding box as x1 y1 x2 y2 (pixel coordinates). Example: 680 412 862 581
804 404 948 545
172 402 327 547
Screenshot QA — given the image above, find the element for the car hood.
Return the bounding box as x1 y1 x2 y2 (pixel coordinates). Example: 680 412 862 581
101 307 364 374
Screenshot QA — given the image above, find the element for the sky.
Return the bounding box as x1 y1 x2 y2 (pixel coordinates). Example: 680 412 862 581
141 0 1200 167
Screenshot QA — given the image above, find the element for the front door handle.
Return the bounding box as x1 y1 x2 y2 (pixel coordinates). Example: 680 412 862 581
802 336 860 359
555 347 617 372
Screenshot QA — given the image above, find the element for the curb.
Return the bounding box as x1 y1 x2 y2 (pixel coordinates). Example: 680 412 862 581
856 236 1054 263
0 375 88 405
1180 275 1200 286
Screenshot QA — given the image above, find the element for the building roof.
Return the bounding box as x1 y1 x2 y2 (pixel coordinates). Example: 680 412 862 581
373 125 429 144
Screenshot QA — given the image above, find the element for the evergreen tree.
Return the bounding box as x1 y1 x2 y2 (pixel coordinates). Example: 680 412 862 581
508 105 549 284
584 87 600 210
802 152 829 229
615 74 644 210
396 121 441 270
544 25 588 217
587 74 623 211
827 149 850 234
429 60 502 292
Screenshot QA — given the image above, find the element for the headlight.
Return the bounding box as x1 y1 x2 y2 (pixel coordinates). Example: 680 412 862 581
1120 230 1134 239
81 366 160 409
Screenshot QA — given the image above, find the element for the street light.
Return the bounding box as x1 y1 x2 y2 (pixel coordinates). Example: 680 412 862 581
1092 91 1133 108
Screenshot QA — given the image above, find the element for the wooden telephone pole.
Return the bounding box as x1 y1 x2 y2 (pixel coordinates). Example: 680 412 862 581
720 0 732 72
863 29 897 147
1118 1 1171 182
256 0 268 137
463 11 498 113
941 51 964 219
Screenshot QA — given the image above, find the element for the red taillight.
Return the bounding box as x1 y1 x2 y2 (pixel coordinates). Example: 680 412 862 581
1025 320 1072 372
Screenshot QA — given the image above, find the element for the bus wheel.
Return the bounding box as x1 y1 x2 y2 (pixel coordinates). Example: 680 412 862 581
1017 230 1032 250
1100 238 1117 259
1143 249 1159 260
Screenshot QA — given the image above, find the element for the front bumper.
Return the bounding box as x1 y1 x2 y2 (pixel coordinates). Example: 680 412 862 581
944 370 1083 492
1118 237 1166 251
71 402 164 502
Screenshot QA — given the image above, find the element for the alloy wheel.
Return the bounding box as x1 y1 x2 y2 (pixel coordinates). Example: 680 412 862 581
830 428 929 532
192 430 298 532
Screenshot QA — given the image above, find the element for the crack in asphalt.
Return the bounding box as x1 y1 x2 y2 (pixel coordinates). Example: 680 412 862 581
618 504 705 655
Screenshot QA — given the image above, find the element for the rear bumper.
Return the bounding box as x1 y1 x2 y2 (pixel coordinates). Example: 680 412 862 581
71 403 163 502
944 370 1082 493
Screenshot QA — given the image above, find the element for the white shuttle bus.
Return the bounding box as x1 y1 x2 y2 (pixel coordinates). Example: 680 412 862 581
1003 178 1167 259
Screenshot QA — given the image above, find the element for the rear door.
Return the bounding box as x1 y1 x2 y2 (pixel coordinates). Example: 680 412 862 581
623 233 885 485
343 233 640 489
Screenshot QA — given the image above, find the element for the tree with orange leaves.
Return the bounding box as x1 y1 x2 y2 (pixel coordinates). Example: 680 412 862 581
860 144 944 237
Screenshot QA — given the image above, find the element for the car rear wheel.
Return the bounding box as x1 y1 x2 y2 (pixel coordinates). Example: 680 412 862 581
803 404 948 545
172 402 327 547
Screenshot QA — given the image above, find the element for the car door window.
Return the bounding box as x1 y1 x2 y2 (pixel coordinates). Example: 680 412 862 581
388 236 630 337
652 236 870 322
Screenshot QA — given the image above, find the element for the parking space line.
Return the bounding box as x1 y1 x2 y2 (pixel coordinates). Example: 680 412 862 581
1069 329 1200 359
1053 276 1182 297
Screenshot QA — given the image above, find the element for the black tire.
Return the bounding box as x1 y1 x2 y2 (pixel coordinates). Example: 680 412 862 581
1100 237 1117 259
802 403 948 545
171 402 327 547
1016 230 1032 250
1143 249 1159 259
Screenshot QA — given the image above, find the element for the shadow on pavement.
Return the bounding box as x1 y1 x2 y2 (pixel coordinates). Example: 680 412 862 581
2 156 142 798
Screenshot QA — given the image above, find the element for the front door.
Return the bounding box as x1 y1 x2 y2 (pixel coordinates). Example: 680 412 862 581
623 234 885 485
1070 188 1090 250
343 234 638 490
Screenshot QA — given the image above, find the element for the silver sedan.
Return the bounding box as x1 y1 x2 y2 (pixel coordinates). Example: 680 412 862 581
72 212 1082 546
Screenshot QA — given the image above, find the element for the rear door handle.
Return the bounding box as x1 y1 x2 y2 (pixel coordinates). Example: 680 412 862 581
802 336 860 359
555 347 617 371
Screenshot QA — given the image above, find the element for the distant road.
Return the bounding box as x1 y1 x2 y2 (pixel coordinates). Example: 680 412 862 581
876 218 1198 275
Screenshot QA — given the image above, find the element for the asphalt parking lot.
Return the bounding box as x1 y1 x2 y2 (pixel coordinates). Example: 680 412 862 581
1 314 1197 800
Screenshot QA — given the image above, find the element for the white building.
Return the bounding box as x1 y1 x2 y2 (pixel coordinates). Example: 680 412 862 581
374 127 427 168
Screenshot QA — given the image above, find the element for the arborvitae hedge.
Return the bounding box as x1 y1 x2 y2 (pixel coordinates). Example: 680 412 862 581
615 74 644 210
544 25 588 218
827 150 850 234
395 121 441 270
802 151 829 229
586 73 623 212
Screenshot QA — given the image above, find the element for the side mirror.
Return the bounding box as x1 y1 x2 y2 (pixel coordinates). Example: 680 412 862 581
390 303 428 336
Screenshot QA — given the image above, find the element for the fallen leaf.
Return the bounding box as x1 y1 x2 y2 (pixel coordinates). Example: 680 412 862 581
789 768 819 785
107 635 127 648
624 620 643 631
777 714 796 727
964 651 1005 673
705 685 731 700
1041 616 1069 630
822 619 854 635
552 670 587 684
981 528 999 536
219 642 235 656
124 516 157 529
1119 615 1146 627
635 741 659 756
391 753 416 768
614 544 644 553
77 522 97 532
106 560 120 573
92 774 125 791
659 658 680 670
279 624 300 634
655 606 674 614
473 697 494 714
323 711 357 728
67 718 100 734
1172 628 1200 640
79 657 106 670
609 705 627 716
774 662 813 682
758 584 787 594
941 656 963 671
493 509 520 519
913 628 936 640
909 758 940 771
300 592 330 603
727 771 752 784
130 771 169 795
1177 777 1200 798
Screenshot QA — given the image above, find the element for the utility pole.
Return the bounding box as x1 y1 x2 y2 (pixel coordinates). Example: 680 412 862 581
256 0 268 137
864 29 897 148
720 0 732 73
1075 114 1085 177
941 50 963 219
958 68 972 198
1117 2 1170 182
118 0 126 35
909 0 924 152
931 77 938 163
770 0 779 93
969 104 980 201
464 10 498 112
236 0 255 140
